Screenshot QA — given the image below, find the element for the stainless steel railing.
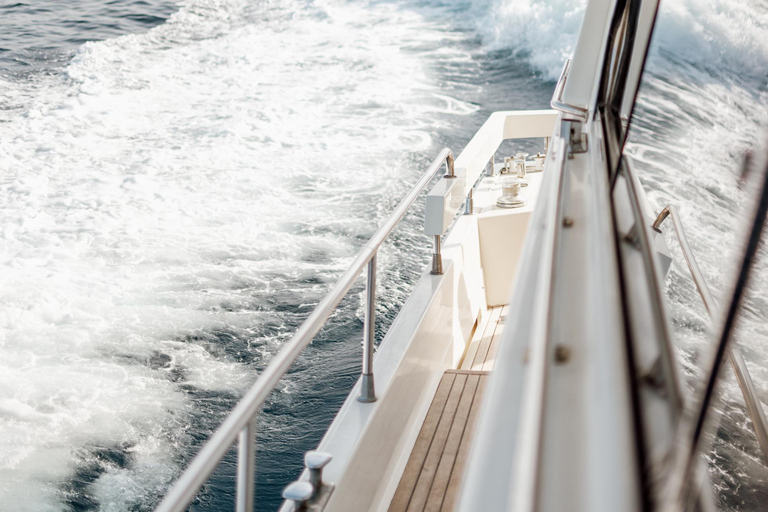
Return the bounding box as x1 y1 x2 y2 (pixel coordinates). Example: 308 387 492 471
550 59 589 121
653 204 768 465
660 159 768 510
154 148 456 512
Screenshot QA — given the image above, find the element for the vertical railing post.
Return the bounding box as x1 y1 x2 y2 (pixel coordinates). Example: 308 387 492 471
487 154 495 177
236 418 257 512
464 187 474 215
358 253 377 403
430 235 443 275
444 153 456 179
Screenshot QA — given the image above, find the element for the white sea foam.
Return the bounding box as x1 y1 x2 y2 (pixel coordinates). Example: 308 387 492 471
465 0 587 79
2 0 767 508
465 0 768 81
651 0 768 80
0 0 479 508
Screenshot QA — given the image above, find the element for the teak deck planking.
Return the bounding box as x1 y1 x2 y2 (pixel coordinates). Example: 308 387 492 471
388 306 506 512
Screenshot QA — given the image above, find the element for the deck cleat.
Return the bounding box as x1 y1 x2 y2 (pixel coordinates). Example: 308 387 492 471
305 451 332 498
282 481 313 511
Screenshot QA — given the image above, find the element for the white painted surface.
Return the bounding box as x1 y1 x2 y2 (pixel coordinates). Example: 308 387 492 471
562 0 612 110
457 115 642 512
475 172 544 307
424 110 558 236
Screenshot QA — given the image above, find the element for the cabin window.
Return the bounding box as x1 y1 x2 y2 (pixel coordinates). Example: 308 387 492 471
596 0 644 184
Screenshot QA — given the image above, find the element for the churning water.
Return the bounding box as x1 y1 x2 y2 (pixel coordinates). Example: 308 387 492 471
0 0 766 510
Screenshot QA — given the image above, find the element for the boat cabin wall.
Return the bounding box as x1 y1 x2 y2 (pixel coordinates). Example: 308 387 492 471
562 0 613 110
563 0 661 121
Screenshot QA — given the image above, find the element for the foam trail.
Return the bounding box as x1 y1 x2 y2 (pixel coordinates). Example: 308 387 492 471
466 0 768 81
0 0 480 509
1 0 767 509
465 0 587 80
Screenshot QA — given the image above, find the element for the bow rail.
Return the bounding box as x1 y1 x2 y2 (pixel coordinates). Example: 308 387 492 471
155 148 456 512
653 204 768 465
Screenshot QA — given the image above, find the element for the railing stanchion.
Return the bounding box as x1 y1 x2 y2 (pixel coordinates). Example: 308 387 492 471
653 204 768 466
430 235 443 275
444 153 456 179
236 418 257 512
464 187 474 215
358 253 377 403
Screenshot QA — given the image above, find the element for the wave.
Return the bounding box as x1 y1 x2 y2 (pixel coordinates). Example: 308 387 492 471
464 0 768 84
1 0 766 509
465 0 586 80
0 0 490 509
651 0 768 84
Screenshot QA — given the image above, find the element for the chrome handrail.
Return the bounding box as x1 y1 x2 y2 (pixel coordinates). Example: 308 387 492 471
653 204 768 465
661 160 768 510
550 59 589 121
154 148 456 512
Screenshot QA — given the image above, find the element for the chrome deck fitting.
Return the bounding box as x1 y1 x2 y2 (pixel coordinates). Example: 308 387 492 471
497 179 525 209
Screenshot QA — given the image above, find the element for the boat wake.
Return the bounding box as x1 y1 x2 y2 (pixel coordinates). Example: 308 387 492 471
0 0 766 510
0 0 478 509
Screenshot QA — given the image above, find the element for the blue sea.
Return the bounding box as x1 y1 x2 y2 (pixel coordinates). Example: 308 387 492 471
0 0 766 510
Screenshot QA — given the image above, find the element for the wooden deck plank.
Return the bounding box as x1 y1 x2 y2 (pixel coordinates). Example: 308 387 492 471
440 374 489 512
389 305 507 512
481 305 508 372
389 373 457 512
470 307 501 371
424 374 481 512
406 374 468 512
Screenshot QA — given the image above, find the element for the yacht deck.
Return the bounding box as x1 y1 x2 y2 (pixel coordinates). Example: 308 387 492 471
388 305 507 512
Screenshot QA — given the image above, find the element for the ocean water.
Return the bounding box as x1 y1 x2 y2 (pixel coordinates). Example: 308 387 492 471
0 0 766 511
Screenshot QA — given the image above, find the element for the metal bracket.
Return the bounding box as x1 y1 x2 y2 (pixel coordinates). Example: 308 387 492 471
622 222 640 249
568 121 588 157
640 356 667 394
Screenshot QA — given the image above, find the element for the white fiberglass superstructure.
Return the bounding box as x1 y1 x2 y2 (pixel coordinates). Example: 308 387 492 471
153 1 768 511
